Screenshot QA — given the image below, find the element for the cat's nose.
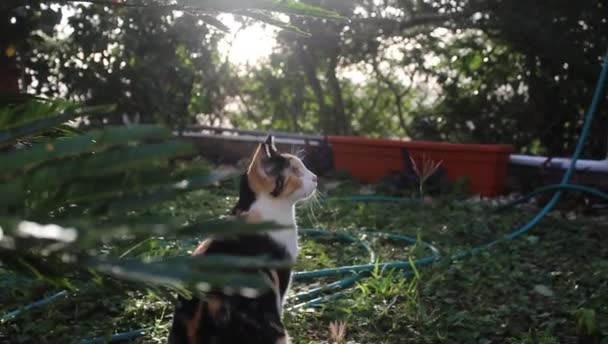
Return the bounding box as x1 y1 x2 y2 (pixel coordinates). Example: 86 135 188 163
312 175 318 183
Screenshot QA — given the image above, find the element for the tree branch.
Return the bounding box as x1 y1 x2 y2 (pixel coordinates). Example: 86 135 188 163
296 42 332 134
372 58 417 134
325 43 348 134
362 80 382 117
235 92 258 122
55 0 179 10
355 12 467 33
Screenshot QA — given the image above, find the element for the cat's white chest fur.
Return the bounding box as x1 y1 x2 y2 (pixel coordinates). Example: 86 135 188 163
249 196 298 260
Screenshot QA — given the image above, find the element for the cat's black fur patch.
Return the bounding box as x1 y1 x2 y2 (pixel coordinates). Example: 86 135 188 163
168 234 292 344
259 144 289 198
262 155 289 175
270 174 284 197
232 173 256 215
170 156 293 344
265 155 288 197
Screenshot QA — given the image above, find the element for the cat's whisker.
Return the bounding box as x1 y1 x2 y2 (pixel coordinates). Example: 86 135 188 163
314 189 327 200
290 146 307 160
300 190 322 225
311 189 326 208
308 190 326 225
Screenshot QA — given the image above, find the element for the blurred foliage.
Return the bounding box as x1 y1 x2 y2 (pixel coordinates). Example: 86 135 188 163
229 0 607 157
0 95 289 295
1 0 345 128
0 0 345 300
409 0 608 156
2 0 607 156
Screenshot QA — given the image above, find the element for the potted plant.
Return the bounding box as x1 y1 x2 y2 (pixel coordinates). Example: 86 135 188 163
328 135 513 196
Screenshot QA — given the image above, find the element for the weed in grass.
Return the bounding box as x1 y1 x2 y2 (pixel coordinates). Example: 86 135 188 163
328 321 347 343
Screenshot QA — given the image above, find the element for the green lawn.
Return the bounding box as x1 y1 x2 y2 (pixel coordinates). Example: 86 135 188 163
1 178 607 344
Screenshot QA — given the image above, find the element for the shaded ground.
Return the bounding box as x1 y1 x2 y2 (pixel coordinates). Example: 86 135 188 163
1 178 607 343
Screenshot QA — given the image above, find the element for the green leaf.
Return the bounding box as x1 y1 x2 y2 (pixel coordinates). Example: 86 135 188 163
46 163 218 210
180 0 348 20
0 92 48 106
75 140 195 177
0 104 114 146
0 125 171 176
238 10 311 37
87 256 270 294
56 167 180 204
0 140 195 209
0 249 280 295
0 217 282 251
198 15 232 32
0 250 78 288
533 284 554 297
0 98 73 129
257 0 348 20
105 172 235 214
151 254 291 270
148 218 282 239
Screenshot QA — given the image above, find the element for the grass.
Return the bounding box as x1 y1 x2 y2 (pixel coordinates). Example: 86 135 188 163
1 177 607 344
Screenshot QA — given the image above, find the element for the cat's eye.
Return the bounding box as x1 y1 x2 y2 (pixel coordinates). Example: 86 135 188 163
291 166 299 174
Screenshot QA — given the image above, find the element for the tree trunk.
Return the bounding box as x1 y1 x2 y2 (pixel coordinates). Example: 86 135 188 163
0 52 19 95
296 42 332 134
326 47 349 134
395 94 407 134
290 80 303 131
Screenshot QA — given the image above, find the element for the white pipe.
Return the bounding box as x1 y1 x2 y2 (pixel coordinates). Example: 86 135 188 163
510 154 608 173
179 132 321 146
177 132 608 173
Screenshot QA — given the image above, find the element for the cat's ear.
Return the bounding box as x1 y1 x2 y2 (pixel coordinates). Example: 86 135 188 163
261 134 279 158
264 134 274 146
251 135 278 163
249 135 285 177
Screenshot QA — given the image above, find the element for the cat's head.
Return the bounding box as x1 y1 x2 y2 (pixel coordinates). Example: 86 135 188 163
246 135 317 204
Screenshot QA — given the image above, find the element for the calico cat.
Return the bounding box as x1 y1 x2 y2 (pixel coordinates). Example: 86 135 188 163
168 135 317 344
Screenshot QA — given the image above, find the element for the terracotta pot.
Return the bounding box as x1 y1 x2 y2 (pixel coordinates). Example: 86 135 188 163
328 135 513 196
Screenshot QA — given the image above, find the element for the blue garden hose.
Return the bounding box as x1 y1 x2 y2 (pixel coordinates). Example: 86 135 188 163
0 290 67 322
3 49 608 343
498 183 608 210
76 329 148 344
330 195 420 203
289 230 440 308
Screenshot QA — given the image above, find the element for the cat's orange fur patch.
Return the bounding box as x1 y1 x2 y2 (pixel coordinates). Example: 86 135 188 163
246 145 275 195
247 166 274 195
206 295 229 323
192 239 211 256
276 336 288 344
281 175 303 198
244 209 263 223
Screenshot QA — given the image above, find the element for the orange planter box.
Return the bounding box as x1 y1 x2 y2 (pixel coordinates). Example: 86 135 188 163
328 136 513 196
